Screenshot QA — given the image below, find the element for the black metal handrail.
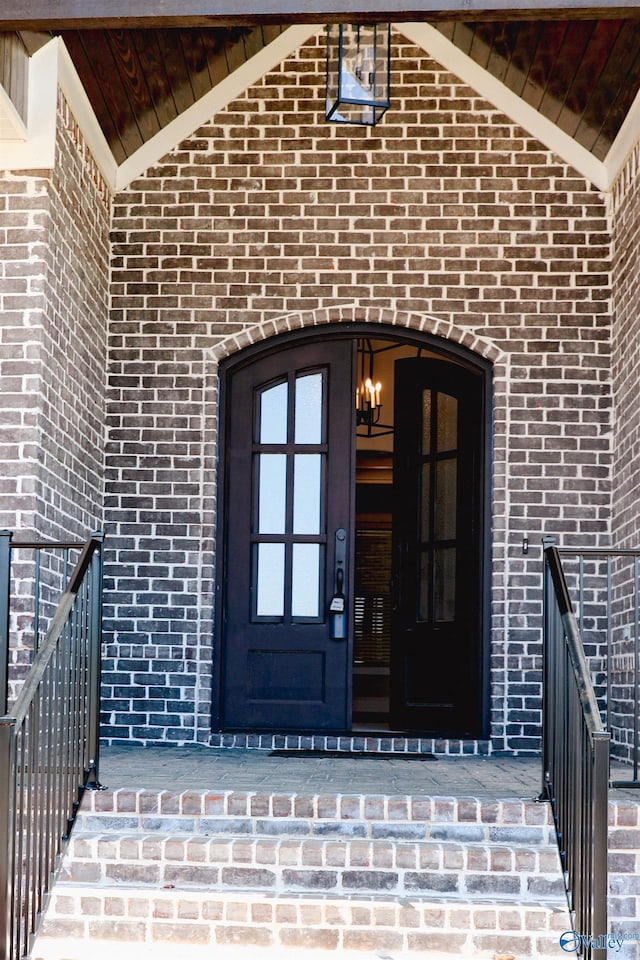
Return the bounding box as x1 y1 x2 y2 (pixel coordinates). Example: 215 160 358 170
554 545 640 788
0 533 87 711
0 532 104 960
543 540 609 960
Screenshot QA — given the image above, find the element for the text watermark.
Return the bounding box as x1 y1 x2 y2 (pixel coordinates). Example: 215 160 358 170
560 931 640 954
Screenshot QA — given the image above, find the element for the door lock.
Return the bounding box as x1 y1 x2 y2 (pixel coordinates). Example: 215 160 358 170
330 528 347 640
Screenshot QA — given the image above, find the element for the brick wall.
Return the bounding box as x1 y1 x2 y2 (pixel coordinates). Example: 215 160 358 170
612 149 640 549
36 94 110 541
608 146 640 765
609 799 640 956
104 31 612 750
0 92 110 693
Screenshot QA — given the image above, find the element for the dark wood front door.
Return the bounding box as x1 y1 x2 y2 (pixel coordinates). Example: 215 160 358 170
220 339 354 731
390 357 484 736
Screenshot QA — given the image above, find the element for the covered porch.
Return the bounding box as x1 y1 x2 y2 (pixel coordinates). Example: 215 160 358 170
98 741 542 797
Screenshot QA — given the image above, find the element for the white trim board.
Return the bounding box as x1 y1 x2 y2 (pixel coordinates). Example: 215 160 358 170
57 38 118 188
0 83 28 141
0 39 57 169
606 84 640 188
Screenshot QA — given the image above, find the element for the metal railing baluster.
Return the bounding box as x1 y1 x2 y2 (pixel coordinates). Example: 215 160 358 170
0 532 12 716
543 541 610 960
635 558 640 785
554 545 640 788
0 533 104 960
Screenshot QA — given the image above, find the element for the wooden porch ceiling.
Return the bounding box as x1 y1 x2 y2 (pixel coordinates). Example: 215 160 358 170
9 10 640 172
45 18 640 166
56 26 286 164
437 19 640 161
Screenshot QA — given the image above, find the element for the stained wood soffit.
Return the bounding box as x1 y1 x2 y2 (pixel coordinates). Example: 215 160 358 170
4 11 640 174
16 18 637 165
2 0 640 29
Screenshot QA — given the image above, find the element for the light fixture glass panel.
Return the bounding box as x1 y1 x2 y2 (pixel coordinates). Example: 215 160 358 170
293 454 322 534
295 373 323 444
258 454 287 534
437 393 458 452
259 381 288 444
325 23 391 127
435 459 457 540
256 543 285 617
291 544 320 617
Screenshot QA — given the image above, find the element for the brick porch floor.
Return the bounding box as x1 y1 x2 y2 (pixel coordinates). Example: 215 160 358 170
98 744 544 799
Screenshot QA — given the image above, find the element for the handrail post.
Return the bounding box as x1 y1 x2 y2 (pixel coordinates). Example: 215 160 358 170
0 718 17 960
86 533 104 788
592 732 610 958
542 536 556 800
0 532 13 716
542 537 610 958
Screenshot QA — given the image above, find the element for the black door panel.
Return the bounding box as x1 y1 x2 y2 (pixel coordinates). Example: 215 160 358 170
221 339 354 731
391 357 484 735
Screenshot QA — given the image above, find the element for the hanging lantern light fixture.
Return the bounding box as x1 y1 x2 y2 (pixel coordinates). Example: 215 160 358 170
355 339 394 438
325 24 391 127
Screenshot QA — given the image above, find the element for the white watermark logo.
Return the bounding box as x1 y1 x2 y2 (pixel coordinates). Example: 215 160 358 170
560 931 640 953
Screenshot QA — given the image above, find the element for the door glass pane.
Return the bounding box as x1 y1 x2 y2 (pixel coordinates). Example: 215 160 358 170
256 543 285 616
434 546 456 621
421 389 432 454
293 454 322 534
418 551 431 623
435 459 457 540
420 463 431 541
295 373 323 444
291 543 320 617
258 454 287 534
259 381 288 444
437 393 457 452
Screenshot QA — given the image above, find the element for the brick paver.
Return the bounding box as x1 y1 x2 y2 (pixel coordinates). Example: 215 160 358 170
99 744 542 800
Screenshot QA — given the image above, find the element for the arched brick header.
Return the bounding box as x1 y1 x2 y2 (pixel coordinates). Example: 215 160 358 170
199 305 507 747
202 303 507 578
207 304 506 368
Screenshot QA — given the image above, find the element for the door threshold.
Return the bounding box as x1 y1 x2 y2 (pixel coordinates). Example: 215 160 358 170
210 731 492 756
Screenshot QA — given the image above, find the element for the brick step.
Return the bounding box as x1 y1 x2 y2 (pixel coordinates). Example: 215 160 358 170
33 788 571 958
35 886 569 958
78 789 555 844
61 833 566 900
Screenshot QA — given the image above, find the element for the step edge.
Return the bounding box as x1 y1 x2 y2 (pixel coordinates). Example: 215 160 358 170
45 881 569 906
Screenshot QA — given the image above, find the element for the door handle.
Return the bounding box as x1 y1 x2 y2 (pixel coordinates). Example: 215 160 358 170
330 528 347 639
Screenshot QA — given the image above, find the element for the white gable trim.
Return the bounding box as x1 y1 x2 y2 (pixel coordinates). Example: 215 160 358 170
0 40 58 169
4 23 638 196
57 39 118 188
0 37 117 185
0 84 28 141
396 22 608 192
1 27 323 194
114 24 323 191
605 86 640 189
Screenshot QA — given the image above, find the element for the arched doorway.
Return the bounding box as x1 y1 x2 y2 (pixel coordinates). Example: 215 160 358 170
215 327 491 738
